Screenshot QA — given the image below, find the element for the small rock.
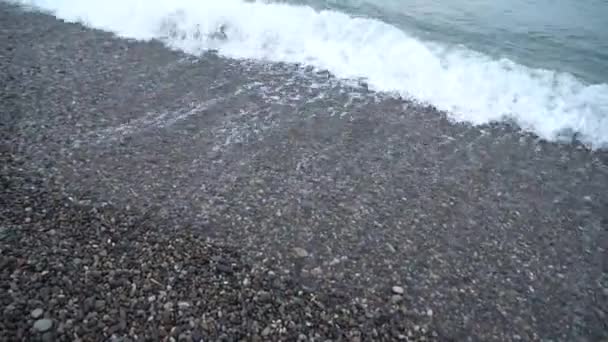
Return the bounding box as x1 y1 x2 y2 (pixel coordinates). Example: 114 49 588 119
391 295 403 304
293 247 309 258
31 308 44 319
0 226 8 239
242 278 251 287
161 310 172 325
95 300 105 310
178 301 190 309
257 291 271 302
427 309 434 317
261 326 271 336
215 263 233 274
41 332 54 342
192 330 203 342
311 267 323 276
33 318 53 332
392 286 404 295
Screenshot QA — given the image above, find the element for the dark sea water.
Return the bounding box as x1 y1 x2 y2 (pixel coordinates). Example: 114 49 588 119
10 0 608 148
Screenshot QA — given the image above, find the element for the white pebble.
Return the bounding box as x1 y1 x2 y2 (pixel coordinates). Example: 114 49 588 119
392 286 404 295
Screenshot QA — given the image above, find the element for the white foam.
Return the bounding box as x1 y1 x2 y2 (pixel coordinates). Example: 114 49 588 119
13 0 608 148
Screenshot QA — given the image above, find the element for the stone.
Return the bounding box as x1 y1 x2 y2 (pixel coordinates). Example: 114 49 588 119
41 332 54 342
392 286 404 295
257 291 271 302
391 295 403 304
293 247 309 258
95 300 106 310
31 308 44 319
0 226 8 240
33 318 53 332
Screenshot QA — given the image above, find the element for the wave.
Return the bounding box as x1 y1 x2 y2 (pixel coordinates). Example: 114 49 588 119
12 0 608 148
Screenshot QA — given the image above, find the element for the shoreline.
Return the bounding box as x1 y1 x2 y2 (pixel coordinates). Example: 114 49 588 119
1 3 607 341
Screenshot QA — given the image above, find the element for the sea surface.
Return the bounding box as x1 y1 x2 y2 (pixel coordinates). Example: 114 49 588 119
10 0 608 148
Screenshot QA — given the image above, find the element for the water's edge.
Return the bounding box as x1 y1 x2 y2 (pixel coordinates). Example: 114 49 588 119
9 0 608 149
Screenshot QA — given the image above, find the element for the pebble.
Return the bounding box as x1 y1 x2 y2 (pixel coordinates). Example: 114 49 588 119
41 332 54 342
33 319 53 332
293 247 309 258
95 300 106 310
392 286 404 295
391 295 403 304
257 291 271 302
31 308 44 319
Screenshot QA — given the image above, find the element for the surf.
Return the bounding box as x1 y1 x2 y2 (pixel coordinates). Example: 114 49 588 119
12 0 608 148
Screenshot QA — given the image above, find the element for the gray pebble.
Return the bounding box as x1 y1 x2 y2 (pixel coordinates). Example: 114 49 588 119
391 295 403 304
293 247 309 258
95 300 105 310
392 286 404 295
33 318 53 332
31 308 44 319
41 332 54 342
